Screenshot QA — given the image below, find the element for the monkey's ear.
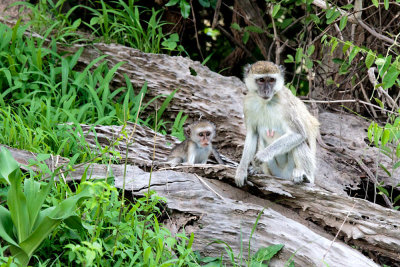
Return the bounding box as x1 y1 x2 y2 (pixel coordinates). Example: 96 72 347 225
279 65 285 76
184 126 191 138
243 64 251 77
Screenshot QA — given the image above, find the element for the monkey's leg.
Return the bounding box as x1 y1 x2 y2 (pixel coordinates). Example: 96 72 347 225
168 157 183 167
291 142 315 184
212 147 224 164
255 132 304 164
235 130 258 187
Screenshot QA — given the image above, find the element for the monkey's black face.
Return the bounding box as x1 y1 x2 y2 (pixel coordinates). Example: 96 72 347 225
256 77 276 100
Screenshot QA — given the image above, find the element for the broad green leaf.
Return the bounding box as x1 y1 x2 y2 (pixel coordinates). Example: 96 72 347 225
365 50 375 68
180 0 191 19
396 143 400 158
0 206 18 246
384 0 389 9
0 147 19 184
243 31 250 44
342 41 351 54
295 48 303 63
327 11 341 24
245 25 264 33
367 122 374 142
24 177 54 232
372 0 379 8
253 244 284 261
339 16 348 30
165 0 179 6
348 46 360 64
393 160 400 170
284 54 294 63
381 129 390 146
307 45 315 56
198 0 210 7
330 39 338 54
7 169 29 243
383 65 400 89
231 23 241 31
272 4 281 17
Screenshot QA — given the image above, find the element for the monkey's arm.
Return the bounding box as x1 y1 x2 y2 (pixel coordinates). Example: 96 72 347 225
255 131 304 163
187 142 196 164
212 147 224 164
235 129 258 186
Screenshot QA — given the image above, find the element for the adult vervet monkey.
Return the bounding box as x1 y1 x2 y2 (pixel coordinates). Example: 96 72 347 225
235 61 319 187
168 120 224 166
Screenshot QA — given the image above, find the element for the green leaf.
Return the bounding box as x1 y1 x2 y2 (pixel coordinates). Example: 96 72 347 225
382 65 400 89
272 4 281 17
365 50 375 68
165 0 179 6
243 31 250 44
295 48 303 63
367 122 374 143
198 0 210 7
339 15 348 30
384 0 389 9
396 143 400 158
342 41 351 54
307 45 315 56
372 0 379 7
231 23 241 31
284 54 294 63
393 160 400 170
253 244 284 261
327 11 341 24
0 147 20 185
245 25 264 33
0 206 18 246
381 129 390 146
7 169 29 244
348 46 360 64
180 0 191 19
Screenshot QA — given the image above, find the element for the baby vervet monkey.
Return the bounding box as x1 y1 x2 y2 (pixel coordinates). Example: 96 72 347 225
235 61 320 187
167 120 224 166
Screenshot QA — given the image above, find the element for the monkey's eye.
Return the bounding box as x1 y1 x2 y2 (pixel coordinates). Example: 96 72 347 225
199 133 204 137
206 131 211 136
257 78 265 83
267 77 276 83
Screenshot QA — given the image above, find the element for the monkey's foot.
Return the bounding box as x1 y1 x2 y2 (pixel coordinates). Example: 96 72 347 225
292 169 310 184
235 167 248 187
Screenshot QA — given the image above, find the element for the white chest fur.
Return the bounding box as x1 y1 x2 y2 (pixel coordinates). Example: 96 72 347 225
244 93 288 146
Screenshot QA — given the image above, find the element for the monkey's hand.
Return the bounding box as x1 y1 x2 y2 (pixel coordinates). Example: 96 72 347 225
235 167 248 187
255 149 274 165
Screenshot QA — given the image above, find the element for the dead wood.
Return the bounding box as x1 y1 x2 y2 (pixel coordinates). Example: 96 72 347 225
3 145 378 266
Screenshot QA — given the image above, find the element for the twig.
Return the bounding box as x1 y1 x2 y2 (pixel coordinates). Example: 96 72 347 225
194 173 225 200
270 5 281 64
350 155 393 209
312 0 397 45
216 24 257 61
322 201 357 261
190 0 204 61
211 0 222 29
303 99 398 115
368 67 398 110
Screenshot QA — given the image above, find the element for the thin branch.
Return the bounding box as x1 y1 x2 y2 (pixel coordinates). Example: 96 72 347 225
312 0 397 45
190 0 204 61
302 99 398 115
211 0 222 29
216 24 257 61
368 67 398 110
